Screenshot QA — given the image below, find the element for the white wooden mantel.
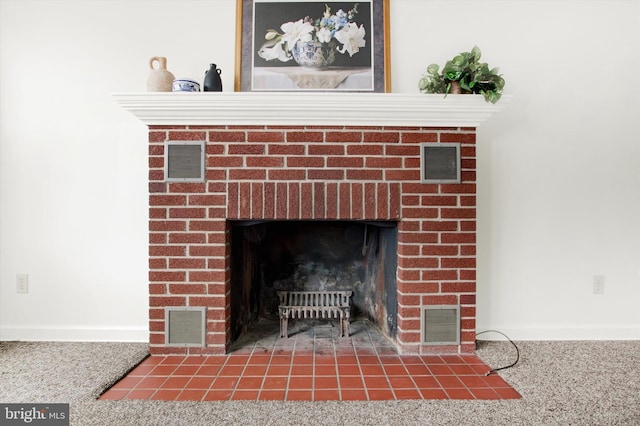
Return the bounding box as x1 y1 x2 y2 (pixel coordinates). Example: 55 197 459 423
113 92 510 127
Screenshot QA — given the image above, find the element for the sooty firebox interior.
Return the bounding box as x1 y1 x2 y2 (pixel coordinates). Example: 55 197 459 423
230 221 398 343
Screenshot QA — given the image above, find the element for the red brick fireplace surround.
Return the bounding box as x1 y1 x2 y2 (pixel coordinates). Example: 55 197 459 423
115 92 506 356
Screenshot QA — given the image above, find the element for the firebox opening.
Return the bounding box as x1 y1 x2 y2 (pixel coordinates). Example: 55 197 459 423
230 220 398 344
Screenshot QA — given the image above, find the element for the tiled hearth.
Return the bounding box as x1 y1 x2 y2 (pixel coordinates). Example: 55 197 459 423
114 93 507 357
101 320 520 401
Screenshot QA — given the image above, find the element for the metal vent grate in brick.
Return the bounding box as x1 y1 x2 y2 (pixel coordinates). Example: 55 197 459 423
422 305 460 345
420 143 461 183
165 307 206 347
165 141 205 182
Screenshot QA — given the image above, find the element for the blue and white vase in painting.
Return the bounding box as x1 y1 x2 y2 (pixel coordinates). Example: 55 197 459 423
292 41 336 69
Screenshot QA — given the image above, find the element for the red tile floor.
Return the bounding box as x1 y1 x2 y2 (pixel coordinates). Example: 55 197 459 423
100 319 521 402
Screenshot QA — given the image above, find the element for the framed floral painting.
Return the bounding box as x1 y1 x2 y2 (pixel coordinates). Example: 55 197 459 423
235 0 390 92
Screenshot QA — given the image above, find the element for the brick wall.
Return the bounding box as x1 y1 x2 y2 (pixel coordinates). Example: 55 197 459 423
147 125 477 355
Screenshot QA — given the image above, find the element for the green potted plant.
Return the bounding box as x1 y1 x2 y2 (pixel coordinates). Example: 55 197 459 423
418 46 505 104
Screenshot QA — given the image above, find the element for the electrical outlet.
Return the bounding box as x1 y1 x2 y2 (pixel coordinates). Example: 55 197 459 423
593 275 605 295
17 273 29 294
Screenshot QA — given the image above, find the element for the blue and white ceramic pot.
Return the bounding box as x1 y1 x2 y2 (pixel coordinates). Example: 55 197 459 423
172 79 201 92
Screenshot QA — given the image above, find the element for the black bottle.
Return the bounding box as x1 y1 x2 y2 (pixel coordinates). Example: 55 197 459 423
203 64 223 92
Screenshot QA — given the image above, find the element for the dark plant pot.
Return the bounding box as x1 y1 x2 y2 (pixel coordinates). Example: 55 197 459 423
449 81 472 94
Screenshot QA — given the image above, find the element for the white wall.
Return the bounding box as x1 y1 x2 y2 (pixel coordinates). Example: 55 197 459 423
1 0 638 341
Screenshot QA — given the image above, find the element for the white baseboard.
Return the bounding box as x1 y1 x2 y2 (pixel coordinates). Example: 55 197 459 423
475 325 640 341
2 324 638 343
0 325 148 342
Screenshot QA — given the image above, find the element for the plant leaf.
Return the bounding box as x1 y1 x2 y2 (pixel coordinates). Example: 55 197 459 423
471 45 481 62
426 63 440 75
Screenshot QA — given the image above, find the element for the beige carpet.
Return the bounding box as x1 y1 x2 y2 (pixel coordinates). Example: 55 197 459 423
1 340 638 425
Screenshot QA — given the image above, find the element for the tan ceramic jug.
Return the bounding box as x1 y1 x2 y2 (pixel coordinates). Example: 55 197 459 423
146 56 175 92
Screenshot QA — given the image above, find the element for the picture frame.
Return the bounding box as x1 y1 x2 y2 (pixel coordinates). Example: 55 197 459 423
235 0 390 92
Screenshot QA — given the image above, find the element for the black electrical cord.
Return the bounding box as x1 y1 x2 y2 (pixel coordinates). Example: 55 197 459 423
475 330 520 376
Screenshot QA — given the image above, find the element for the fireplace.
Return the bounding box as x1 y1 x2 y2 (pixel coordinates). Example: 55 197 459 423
229 220 398 342
115 92 506 356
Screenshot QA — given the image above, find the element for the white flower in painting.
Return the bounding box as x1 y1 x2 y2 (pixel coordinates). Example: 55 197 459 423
316 27 332 44
258 42 291 62
280 19 314 51
334 22 366 57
